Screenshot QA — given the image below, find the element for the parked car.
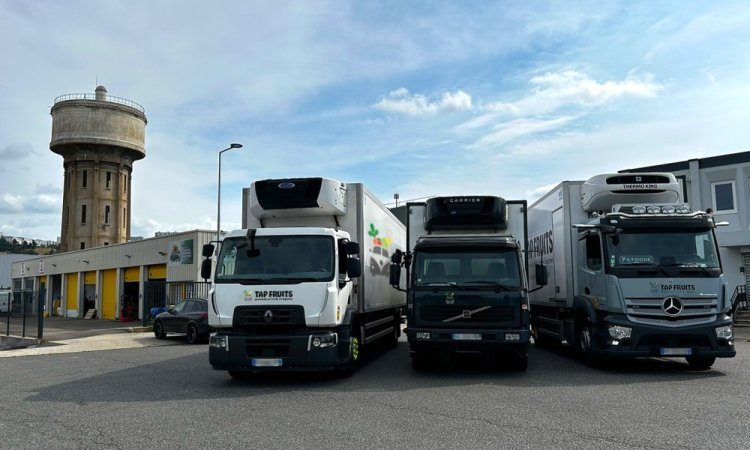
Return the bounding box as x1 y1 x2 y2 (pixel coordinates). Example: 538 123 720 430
153 298 212 344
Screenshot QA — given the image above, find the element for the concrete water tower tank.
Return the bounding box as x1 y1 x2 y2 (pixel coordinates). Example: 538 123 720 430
50 86 147 252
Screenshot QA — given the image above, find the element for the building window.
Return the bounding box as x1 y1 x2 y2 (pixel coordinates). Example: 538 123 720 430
105 205 111 224
123 208 127 228
80 242 85 250
82 170 88 188
81 204 87 224
104 242 109 246
124 174 127 193
676 175 688 203
711 180 736 213
106 171 112 189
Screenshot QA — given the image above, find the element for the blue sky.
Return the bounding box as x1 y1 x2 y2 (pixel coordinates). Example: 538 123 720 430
1 1 749 241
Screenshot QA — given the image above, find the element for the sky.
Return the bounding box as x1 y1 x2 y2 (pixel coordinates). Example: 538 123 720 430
1 1 749 242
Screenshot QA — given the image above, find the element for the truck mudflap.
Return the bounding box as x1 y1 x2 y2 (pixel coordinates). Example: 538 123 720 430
405 327 530 354
592 315 736 359
209 329 353 372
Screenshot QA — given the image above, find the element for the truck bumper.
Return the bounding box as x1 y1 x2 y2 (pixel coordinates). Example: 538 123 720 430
406 327 530 355
594 315 736 359
208 329 351 372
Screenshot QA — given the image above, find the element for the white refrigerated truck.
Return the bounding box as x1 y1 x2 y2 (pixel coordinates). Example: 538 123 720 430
528 173 735 369
389 196 542 370
202 177 406 376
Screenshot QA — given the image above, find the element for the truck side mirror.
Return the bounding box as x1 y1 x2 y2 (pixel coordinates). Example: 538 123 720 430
346 258 362 278
202 244 215 257
391 249 403 265
201 259 213 281
389 264 401 286
535 264 548 286
346 241 360 255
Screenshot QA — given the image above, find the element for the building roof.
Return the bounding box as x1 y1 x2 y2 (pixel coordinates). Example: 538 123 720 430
620 150 750 173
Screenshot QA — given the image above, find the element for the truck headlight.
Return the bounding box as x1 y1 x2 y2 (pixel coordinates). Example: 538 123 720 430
209 333 229 351
416 332 431 340
608 325 632 340
308 333 338 350
715 325 732 340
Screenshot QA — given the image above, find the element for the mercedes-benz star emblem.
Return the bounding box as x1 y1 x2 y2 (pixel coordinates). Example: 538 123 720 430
662 297 683 316
263 310 274 323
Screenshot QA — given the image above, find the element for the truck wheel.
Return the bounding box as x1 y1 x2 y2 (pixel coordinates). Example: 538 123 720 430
411 351 429 371
685 356 716 370
336 334 361 378
228 370 253 380
512 355 529 372
576 315 597 364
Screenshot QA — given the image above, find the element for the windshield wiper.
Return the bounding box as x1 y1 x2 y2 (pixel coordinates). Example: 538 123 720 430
416 281 456 287
667 263 713 276
462 281 517 290
619 262 671 277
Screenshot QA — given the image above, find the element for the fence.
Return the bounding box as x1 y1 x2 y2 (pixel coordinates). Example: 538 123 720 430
142 281 211 326
2 291 43 338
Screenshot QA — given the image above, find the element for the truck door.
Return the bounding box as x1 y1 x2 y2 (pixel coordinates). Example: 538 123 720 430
578 232 607 301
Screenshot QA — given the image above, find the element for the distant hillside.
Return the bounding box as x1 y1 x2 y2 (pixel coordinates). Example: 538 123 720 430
0 237 59 255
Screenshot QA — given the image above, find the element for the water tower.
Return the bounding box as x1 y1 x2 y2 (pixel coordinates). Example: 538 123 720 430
50 86 147 252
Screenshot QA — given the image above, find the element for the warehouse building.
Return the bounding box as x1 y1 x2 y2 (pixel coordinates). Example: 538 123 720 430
9 230 214 321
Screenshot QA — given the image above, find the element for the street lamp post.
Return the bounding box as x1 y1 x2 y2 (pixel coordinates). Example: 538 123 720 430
217 143 243 251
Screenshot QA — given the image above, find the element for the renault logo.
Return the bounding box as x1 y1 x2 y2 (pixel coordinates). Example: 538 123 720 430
662 297 683 317
263 310 274 323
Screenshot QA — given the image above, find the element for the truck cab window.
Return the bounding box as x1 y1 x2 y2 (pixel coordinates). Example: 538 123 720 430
585 234 602 271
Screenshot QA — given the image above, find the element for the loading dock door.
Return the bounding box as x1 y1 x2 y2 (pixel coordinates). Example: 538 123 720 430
101 269 117 319
65 273 78 317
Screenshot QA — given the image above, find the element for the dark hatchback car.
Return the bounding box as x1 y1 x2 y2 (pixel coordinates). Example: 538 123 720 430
153 298 212 344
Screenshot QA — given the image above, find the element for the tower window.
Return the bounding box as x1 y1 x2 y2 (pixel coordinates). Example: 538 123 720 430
123 208 127 228
105 205 111 224
82 170 88 188
80 242 86 250
106 172 112 189
81 204 87 224
124 174 127 193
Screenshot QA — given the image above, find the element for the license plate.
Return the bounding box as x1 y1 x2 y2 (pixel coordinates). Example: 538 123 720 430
660 348 692 356
252 358 283 367
452 333 482 341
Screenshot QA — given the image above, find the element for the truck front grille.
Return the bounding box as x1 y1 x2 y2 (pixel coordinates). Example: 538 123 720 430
233 305 306 329
418 305 516 326
625 297 718 327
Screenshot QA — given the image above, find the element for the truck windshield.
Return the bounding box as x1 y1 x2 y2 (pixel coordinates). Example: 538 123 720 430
413 248 521 289
605 229 720 273
215 235 335 283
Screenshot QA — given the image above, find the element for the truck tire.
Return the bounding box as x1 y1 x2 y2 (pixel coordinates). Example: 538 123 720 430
685 356 716 370
512 355 529 372
228 370 253 380
411 351 429 371
336 329 361 378
575 314 597 365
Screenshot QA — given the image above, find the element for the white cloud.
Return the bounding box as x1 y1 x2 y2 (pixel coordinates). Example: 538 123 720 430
373 88 472 116
470 116 576 150
486 70 663 117
0 193 60 214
